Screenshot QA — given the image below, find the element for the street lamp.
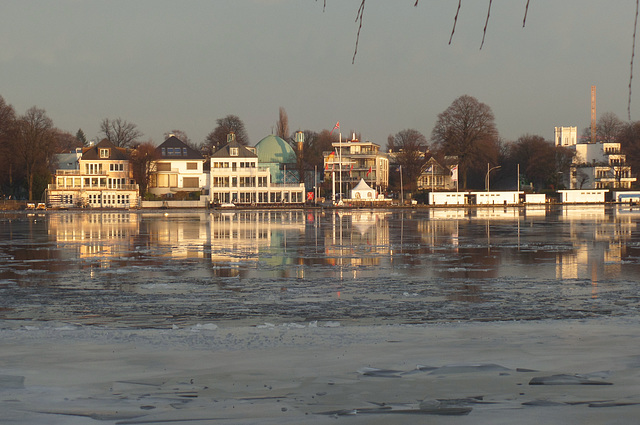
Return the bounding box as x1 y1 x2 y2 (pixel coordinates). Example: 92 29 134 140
485 164 501 191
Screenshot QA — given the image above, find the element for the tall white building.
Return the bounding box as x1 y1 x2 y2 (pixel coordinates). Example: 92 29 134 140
554 126 578 147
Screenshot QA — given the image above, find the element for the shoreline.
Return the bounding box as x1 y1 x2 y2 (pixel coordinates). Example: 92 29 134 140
1 201 637 212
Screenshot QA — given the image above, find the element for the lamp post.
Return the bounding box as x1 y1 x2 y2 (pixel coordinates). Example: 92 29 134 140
485 164 501 191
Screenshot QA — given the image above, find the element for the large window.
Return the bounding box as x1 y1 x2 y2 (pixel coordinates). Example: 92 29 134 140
157 163 171 172
183 177 199 188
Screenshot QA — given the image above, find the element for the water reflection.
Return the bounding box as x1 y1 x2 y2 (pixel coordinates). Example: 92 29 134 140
2 206 640 289
2 206 640 324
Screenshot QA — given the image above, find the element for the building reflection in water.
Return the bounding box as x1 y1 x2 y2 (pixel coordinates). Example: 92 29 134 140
35 206 640 297
49 212 139 263
555 206 639 298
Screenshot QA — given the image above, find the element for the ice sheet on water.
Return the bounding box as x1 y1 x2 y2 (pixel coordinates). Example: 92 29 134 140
189 323 218 331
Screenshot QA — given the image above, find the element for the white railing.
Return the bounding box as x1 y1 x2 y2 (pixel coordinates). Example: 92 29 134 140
48 184 139 191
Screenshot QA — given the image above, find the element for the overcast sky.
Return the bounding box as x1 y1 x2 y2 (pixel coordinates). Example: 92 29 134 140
1 1 637 147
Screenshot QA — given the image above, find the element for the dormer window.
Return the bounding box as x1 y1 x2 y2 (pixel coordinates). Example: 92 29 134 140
230 147 238 156
99 148 110 158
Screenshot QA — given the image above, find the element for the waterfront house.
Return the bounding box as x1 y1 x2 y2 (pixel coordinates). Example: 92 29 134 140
148 135 208 199
47 139 139 208
209 137 304 205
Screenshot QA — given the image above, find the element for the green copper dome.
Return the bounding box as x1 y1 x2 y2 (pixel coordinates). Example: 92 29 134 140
255 135 296 164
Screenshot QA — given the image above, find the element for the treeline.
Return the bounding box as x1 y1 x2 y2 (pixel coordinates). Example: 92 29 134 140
4 91 640 201
389 96 640 194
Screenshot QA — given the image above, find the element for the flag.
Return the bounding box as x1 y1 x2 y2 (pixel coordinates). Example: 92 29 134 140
325 163 329 171
366 166 372 177
349 163 353 176
327 151 335 160
451 165 458 182
330 121 340 135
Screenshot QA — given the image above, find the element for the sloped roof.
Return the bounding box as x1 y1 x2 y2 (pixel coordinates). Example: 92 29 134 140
210 140 257 159
81 139 129 161
352 178 373 191
157 136 203 160
255 135 296 164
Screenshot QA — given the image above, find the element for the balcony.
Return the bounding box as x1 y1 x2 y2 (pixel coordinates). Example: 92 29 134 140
55 169 108 176
48 184 139 191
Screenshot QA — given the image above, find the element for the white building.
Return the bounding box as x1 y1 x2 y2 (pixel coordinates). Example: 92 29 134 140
429 191 465 205
210 139 305 205
149 136 208 198
570 141 635 189
554 126 578 147
473 191 522 205
558 189 608 203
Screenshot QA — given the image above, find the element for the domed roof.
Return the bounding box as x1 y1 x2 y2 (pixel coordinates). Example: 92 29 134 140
255 135 296 164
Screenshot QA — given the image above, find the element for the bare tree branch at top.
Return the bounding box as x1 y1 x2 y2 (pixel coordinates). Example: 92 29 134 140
100 118 143 148
630 0 639 120
480 0 493 50
352 0 365 64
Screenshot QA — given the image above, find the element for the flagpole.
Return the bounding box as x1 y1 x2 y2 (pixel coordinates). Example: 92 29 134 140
400 165 403 206
338 132 342 204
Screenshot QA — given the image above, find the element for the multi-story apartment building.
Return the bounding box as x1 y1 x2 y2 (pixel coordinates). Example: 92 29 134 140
323 136 388 201
570 141 636 189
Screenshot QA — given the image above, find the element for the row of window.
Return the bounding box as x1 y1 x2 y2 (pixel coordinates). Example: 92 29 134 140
211 161 256 168
88 194 131 206
211 191 303 203
56 177 129 188
212 176 268 187
84 163 126 174
162 147 189 156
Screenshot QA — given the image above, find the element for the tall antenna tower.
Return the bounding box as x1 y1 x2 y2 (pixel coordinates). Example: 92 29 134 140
591 85 597 144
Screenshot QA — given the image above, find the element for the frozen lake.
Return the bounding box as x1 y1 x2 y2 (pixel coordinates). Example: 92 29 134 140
3 206 640 424
2 206 640 327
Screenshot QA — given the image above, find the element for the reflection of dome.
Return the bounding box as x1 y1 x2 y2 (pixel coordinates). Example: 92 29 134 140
255 135 296 164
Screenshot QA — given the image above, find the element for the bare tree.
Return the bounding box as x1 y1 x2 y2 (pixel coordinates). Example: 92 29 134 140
275 107 290 141
431 95 499 189
130 141 159 196
387 129 428 192
203 114 250 154
100 117 143 148
507 134 573 191
597 112 624 143
618 121 640 177
0 96 17 197
52 129 83 153
580 112 625 144
16 107 56 200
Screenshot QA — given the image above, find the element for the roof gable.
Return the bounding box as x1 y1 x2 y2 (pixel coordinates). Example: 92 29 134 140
157 136 204 160
210 140 257 159
81 139 129 161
